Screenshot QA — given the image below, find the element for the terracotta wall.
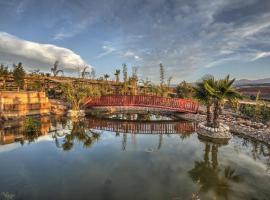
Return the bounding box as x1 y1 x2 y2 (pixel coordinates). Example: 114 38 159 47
0 91 50 118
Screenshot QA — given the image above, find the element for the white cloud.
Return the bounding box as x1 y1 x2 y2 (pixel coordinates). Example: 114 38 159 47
252 52 270 61
97 45 116 58
122 50 141 61
0 32 90 71
53 19 90 41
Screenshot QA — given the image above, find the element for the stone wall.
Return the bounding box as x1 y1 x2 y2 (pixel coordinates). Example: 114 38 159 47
0 91 50 120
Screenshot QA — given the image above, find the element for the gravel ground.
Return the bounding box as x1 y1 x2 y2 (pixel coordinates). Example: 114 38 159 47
178 112 270 146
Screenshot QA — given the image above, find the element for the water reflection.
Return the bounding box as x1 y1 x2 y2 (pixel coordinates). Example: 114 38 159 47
189 137 243 199
54 120 101 151
0 116 270 199
107 113 173 121
0 116 195 150
86 117 196 134
0 117 50 145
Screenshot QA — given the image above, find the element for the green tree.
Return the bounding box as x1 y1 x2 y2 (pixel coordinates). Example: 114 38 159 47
140 78 151 95
122 63 128 83
51 61 63 77
122 64 129 94
206 75 241 128
61 82 100 111
114 69 121 83
0 64 9 76
194 77 215 127
13 62 25 90
104 74 110 81
176 81 193 98
159 63 165 86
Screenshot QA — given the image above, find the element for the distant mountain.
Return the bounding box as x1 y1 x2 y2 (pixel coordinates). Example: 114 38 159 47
234 78 270 86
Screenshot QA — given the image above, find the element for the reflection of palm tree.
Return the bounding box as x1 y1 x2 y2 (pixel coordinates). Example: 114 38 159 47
22 117 42 144
62 134 74 151
189 142 242 200
60 120 101 151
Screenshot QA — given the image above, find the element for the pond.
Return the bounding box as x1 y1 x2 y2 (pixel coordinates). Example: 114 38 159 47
0 116 269 200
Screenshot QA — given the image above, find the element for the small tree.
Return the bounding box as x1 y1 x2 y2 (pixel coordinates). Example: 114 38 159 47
176 81 193 98
140 78 151 95
61 82 100 111
114 69 120 83
104 74 110 81
122 63 128 83
13 62 25 90
51 61 63 77
206 75 241 128
194 77 215 127
0 64 9 76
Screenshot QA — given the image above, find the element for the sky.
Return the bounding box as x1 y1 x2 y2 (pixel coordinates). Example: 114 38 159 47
0 0 270 83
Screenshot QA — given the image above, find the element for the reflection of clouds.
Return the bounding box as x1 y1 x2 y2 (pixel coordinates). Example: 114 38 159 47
0 143 21 153
0 119 270 198
0 134 54 153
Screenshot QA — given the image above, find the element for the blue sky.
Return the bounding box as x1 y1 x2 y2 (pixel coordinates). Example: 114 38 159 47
0 0 270 83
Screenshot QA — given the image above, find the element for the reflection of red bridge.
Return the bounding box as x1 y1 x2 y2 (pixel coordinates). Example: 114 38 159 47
85 95 199 113
86 118 196 134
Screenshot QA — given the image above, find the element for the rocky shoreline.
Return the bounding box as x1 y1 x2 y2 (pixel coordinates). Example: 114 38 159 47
178 112 270 146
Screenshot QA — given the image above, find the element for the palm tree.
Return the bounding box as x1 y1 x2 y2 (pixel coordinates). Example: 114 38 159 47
193 77 215 127
194 75 241 128
104 74 110 81
140 79 151 95
51 61 63 77
114 69 120 83
207 75 241 128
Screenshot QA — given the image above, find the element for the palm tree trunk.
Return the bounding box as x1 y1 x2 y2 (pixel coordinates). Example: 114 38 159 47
206 104 211 127
211 144 218 169
213 100 220 128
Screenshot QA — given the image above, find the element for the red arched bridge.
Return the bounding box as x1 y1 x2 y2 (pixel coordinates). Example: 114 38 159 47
85 95 199 113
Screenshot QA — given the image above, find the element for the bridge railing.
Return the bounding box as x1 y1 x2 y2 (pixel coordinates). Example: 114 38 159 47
86 118 196 134
85 95 199 113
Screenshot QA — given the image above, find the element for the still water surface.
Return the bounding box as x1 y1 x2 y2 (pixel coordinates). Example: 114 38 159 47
0 116 269 200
